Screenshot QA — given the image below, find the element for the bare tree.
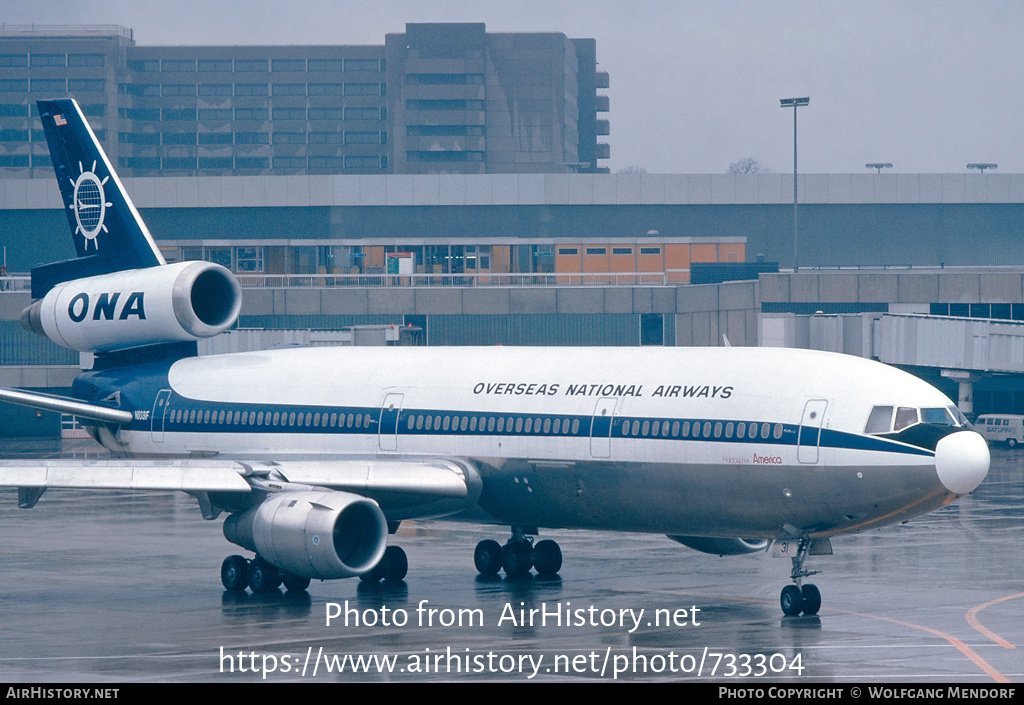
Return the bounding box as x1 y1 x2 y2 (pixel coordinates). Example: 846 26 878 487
616 165 646 174
728 157 761 174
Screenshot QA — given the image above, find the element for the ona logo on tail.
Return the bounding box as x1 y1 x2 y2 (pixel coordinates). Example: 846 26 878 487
68 159 112 251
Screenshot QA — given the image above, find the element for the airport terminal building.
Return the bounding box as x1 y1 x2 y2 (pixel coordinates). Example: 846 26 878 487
3 24 1024 433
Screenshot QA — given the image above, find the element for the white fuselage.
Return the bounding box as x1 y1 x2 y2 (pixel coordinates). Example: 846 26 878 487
103 345 984 539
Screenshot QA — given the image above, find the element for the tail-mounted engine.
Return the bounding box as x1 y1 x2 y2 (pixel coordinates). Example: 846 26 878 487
21 261 241 354
222 491 389 580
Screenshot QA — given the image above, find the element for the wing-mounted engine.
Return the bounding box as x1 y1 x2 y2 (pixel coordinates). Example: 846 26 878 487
222 490 389 580
21 261 241 354
668 535 769 556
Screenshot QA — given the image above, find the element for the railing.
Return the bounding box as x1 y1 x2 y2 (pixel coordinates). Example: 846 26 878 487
0 271 691 291
234 271 690 288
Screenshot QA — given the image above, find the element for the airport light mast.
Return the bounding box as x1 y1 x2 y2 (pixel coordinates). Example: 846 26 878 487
967 163 998 173
780 97 809 271
866 163 892 173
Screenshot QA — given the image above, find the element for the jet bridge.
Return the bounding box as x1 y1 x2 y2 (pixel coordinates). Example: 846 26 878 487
761 312 1024 415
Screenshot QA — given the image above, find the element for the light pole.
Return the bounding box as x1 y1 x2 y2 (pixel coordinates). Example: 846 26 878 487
967 163 997 173
780 97 809 271
865 162 892 173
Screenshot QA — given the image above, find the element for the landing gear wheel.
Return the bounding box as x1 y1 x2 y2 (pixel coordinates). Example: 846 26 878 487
502 542 533 577
221 555 249 591
532 539 562 576
247 557 281 593
474 540 503 576
360 546 408 583
282 572 312 592
780 585 803 616
379 545 408 582
800 583 821 615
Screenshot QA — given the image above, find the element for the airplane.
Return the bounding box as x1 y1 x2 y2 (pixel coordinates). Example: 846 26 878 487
0 99 990 616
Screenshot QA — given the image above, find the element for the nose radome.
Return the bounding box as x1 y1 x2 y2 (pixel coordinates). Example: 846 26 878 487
934 431 990 495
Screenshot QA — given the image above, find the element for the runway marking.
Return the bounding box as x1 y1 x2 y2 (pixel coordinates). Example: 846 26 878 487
965 592 1024 649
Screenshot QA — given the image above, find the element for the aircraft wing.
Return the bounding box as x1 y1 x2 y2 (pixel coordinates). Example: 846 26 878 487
0 457 478 517
0 387 133 425
0 459 253 494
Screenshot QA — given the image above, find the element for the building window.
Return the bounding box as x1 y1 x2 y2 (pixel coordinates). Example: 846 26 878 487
345 83 381 96
308 59 343 72
640 247 661 255
234 83 268 97
164 108 197 121
198 59 233 72
163 132 196 145
272 83 305 96
0 54 29 68
274 107 306 120
310 156 345 169
198 83 232 97
344 107 380 121
68 54 105 68
585 248 606 255
236 156 269 169
235 107 269 120
31 54 66 67
0 79 29 93
275 156 307 169
199 108 232 121
308 131 342 144
345 131 379 144
162 83 196 96
32 79 68 93
162 59 195 72
344 59 380 72
234 59 267 73
344 156 380 169
198 132 233 144
308 107 342 120
235 132 269 144
199 157 232 169
69 77 104 92
274 132 306 144
308 83 343 95
272 59 306 72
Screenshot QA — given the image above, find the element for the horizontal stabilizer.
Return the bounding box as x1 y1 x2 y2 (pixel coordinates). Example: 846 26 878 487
0 386 133 425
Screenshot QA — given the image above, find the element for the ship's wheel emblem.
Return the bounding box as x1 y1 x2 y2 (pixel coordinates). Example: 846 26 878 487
68 160 112 251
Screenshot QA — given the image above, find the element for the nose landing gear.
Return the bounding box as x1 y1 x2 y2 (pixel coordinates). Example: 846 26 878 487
780 537 821 616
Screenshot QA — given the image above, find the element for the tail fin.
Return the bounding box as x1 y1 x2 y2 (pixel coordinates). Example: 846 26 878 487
33 98 164 298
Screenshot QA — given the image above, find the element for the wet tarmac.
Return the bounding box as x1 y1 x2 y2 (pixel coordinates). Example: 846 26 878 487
0 438 1021 683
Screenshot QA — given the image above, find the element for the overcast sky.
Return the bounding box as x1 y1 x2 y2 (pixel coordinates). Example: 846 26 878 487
4 0 1022 174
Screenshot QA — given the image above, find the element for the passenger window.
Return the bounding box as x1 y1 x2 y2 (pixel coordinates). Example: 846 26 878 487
894 407 919 431
865 406 894 434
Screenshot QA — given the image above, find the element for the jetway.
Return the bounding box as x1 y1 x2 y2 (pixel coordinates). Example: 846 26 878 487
760 312 1024 415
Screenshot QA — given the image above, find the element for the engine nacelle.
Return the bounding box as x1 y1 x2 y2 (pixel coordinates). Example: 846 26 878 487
223 491 389 580
668 535 769 556
22 261 241 353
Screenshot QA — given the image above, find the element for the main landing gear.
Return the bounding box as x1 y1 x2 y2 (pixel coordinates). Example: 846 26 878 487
474 527 562 578
220 555 311 593
780 537 821 617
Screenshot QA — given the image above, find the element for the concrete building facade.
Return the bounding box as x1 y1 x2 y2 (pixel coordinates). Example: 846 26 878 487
0 23 609 178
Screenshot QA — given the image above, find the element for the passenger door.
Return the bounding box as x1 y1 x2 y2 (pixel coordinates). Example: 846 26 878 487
798 399 828 464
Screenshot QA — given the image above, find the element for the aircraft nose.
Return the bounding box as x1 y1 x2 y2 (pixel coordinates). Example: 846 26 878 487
934 430 990 495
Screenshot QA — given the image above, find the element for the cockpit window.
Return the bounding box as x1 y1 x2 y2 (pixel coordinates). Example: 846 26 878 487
866 404 965 434
865 406 894 434
921 407 957 426
894 407 919 432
